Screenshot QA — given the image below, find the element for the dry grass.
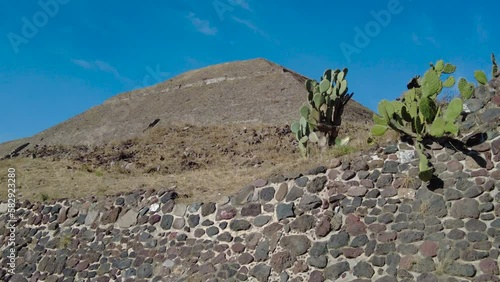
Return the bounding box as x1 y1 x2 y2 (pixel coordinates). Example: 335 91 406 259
0 121 378 204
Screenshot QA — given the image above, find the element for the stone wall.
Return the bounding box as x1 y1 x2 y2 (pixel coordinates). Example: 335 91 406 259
0 135 499 282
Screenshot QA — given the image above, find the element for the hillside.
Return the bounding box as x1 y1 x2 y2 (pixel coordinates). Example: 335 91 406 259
0 58 373 157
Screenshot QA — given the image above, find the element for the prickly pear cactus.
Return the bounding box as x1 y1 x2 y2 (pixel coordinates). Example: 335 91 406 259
291 68 353 157
369 60 468 181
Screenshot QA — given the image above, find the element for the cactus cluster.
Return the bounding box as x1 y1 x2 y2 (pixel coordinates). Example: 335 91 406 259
370 60 474 181
291 68 353 157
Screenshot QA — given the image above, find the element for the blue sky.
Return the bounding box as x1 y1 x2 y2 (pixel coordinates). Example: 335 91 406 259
1 0 498 143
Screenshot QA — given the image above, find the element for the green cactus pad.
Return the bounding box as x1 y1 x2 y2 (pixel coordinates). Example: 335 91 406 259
335 136 350 146
419 98 438 123
421 69 442 98
373 114 388 125
442 63 456 74
291 122 300 134
442 76 455 88
300 105 310 119
299 117 308 134
434 60 444 72
313 93 325 109
298 142 307 157
310 108 320 122
458 78 474 99
418 151 433 181
323 69 333 82
339 80 347 96
429 117 445 137
371 124 389 136
305 80 317 95
474 70 488 85
444 122 459 136
337 70 346 82
378 100 394 121
443 98 463 123
319 79 330 93
299 135 308 143
309 132 319 143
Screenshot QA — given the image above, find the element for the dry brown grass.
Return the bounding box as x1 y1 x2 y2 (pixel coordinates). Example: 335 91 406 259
0 121 377 204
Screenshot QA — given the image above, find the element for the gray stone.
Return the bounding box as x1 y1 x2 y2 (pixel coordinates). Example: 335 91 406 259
254 240 269 262
84 210 99 226
172 204 187 217
309 242 328 257
249 264 271 282
353 261 374 278
411 257 435 273
217 232 233 242
285 187 304 202
188 214 200 227
382 161 399 173
172 218 185 229
349 234 369 249
233 185 255 206
399 230 424 243
275 183 288 201
201 202 216 216
347 186 368 197
160 191 178 203
137 263 153 278
307 176 327 193
290 215 315 232
481 108 500 123
324 262 350 280
307 255 328 268
206 226 219 236
327 231 349 249
396 150 415 164
445 262 476 277
444 189 463 201
253 216 272 227
295 177 308 187
465 219 487 231
188 202 202 213
241 203 261 217
384 145 398 154
280 235 311 256
276 203 295 221
260 187 275 202
112 258 132 270
230 219 251 231
450 198 480 219
464 99 484 113
298 194 322 211
116 209 138 228
160 215 174 230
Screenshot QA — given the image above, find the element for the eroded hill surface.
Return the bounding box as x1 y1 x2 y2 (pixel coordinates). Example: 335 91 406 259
0 58 373 157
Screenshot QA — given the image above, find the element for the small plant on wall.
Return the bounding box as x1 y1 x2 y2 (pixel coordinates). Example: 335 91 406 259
291 68 353 157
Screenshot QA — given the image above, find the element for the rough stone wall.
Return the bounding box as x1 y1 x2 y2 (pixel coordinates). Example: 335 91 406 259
0 135 499 282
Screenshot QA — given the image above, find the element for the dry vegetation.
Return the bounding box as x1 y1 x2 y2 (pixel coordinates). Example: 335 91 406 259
0 121 398 204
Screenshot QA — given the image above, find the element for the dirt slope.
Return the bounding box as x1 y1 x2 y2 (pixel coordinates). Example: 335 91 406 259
0 58 372 157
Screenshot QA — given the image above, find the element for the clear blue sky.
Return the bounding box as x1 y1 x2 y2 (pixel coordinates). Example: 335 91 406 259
1 0 498 143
